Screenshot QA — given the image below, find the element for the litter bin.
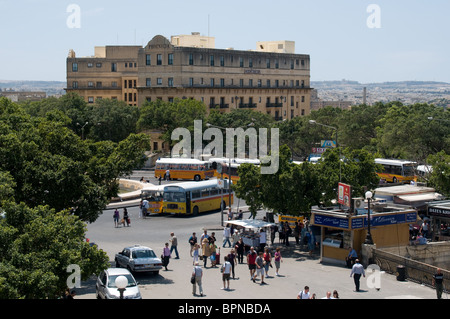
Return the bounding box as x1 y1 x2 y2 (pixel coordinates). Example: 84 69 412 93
396 265 406 281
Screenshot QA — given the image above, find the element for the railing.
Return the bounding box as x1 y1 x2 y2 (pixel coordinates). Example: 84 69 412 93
266 103 283 108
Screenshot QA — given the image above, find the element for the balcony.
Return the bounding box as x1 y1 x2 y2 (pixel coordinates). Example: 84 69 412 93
210 104 229 109
238 103 257 109
266 102 283 108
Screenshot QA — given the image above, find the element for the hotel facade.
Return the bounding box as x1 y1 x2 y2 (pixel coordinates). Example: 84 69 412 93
66 33 311 120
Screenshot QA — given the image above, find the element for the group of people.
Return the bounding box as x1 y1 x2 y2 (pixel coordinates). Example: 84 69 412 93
297 285 340 299
113 208 131 227
273 220 317 256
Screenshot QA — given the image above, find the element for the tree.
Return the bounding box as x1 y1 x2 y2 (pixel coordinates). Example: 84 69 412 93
233 163 263 219
427 151 450 197
0 202 109 299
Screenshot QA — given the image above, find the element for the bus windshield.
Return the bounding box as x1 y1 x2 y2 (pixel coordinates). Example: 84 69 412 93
403 164 415 176
141 190 163 201
163 191 186 203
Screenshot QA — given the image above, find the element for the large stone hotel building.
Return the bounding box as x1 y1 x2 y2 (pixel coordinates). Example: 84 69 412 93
66 33 311 120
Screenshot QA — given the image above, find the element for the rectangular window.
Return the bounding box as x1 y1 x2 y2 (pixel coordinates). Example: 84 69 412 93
96 63 102 68
96 82 102 88
210 55 214 66
157 54 162 65
168 53 174 65
157 78 162 85
189 54 194 65
87 62 93 68
111 63 117 72
146 78 151 87
72 63 78 72
266 59 270 68
124 80 127 89
111 81 117 88
239 57 244 68
168 78 174 87
88 96 94 104
146 54 151 65
275 59 279 69
72 81 78 89
210 78 215 87
189 78 194 87
249 58 253 68
220 56 225 67
220 78 225 87
88 81 94 88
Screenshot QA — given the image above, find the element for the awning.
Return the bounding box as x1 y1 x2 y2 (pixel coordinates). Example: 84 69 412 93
397 193 444 203
226 219 275 229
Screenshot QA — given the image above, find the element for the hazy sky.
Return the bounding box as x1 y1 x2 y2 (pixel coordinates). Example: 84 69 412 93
0 0 449 83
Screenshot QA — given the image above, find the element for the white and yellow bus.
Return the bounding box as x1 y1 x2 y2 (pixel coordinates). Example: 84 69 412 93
209 158 260 183
162 179 233 215
140 185 165 215
375 158 417 184
155 158 214 181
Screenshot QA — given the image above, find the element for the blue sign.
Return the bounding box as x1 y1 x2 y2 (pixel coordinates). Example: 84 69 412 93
314 214 349 229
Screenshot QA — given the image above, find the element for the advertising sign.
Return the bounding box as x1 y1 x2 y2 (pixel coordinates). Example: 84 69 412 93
338 183 351 207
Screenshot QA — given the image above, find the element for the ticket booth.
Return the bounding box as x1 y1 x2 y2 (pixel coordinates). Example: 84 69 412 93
311 206 418 265
427 200 450 241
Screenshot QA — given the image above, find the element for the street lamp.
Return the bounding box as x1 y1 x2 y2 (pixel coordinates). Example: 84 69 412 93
309 120 341 181
115 275 128 299
364 191 374 245
77 121 89 140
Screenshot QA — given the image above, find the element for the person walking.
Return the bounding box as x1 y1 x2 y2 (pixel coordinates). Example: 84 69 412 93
255 251 266 284
432 268 445 299
201 238 210 268
170 232 179 259
263 247 272 277
162 242 171 271
227 248 237 279
221 256 232 290
192 243 200 265
192 262 203 297
247 246 257 282
274 247 283 276
297 286 311 299
123 208 130 227
235 238 245 264
223 225 232 248
350 259 365 292
189 232 197 257
113 209 120 228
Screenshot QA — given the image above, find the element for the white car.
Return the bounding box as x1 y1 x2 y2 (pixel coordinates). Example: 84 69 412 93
96 268 142 299
115 245 162 274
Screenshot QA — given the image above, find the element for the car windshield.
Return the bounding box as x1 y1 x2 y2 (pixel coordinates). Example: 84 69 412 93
132 249 156 259
108 274 137 288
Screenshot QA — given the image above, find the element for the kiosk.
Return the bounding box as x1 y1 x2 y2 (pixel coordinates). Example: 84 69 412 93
226 219 275 249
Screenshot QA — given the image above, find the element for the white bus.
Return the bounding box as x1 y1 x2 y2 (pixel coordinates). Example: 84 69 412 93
375 158 417 183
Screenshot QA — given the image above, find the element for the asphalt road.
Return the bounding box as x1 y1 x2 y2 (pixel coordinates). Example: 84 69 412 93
76 171 440 302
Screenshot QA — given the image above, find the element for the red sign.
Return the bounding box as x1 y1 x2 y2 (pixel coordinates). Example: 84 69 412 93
338 183 351 207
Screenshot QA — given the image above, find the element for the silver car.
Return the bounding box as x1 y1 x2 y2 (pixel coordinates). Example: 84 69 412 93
115 245 162 274
96 268 142 299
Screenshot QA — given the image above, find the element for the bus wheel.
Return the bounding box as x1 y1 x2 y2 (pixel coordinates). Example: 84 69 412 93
194 175 201 181
193 206 199 216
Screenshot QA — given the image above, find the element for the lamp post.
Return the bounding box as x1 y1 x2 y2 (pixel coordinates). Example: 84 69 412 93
308 120 341 182
364 191 374 245
115 275 128 299
77 121 89 140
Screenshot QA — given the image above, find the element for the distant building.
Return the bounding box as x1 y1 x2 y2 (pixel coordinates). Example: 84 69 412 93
0 90 46 102
310 89 353 110
66 34 312 120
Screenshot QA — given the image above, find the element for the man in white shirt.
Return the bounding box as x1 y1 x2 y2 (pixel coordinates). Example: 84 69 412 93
192 262 203 296
297 286 311 299
350 259 366 292
223 225 231 248
221 256 232 290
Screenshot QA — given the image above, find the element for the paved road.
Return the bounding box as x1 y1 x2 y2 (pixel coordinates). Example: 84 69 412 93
77 197 439 301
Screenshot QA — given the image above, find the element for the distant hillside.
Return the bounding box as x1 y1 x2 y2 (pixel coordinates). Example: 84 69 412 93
0 80 66 96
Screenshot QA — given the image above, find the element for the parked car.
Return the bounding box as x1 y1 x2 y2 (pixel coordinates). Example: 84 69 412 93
96 268 142 299
115 245 163 274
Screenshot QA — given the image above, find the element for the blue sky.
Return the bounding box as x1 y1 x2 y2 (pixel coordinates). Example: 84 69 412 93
0 0 449 83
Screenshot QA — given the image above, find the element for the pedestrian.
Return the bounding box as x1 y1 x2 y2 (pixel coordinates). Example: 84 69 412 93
158 175 162 185
255 251 266 284
200 229 209 242
209 240 217 267
333 290 340 299
113 208 120 228
284 223 291 246
420 220 429 238
165 169 170 181
235 238 245 264
346 247 358 268
189 232 197 257
274 247 283 276
432 268 444 299
350 259 365 292
223 225 232 248
209 231 217 244
192 262 203 297
192 243 200 265
170 232 179 259
162 242 171 270
270 223 277 246
293 222 300 245
321 291 334 299
221 256 232 290
263 247 272 277
307 230 316 256
259 228 267 252
227 248 237 279
201 238 210 268
123 208 130 227
297 286 311 299
140 199 149 218
247 246 257 281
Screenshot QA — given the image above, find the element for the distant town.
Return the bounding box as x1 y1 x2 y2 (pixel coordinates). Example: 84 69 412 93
1 79 449 109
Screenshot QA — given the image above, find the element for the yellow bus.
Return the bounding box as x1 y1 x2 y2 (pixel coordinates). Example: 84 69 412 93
375 158 417 184
140 185 165 215
162 179 233 215
209 158 260 183
155 158 214 181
